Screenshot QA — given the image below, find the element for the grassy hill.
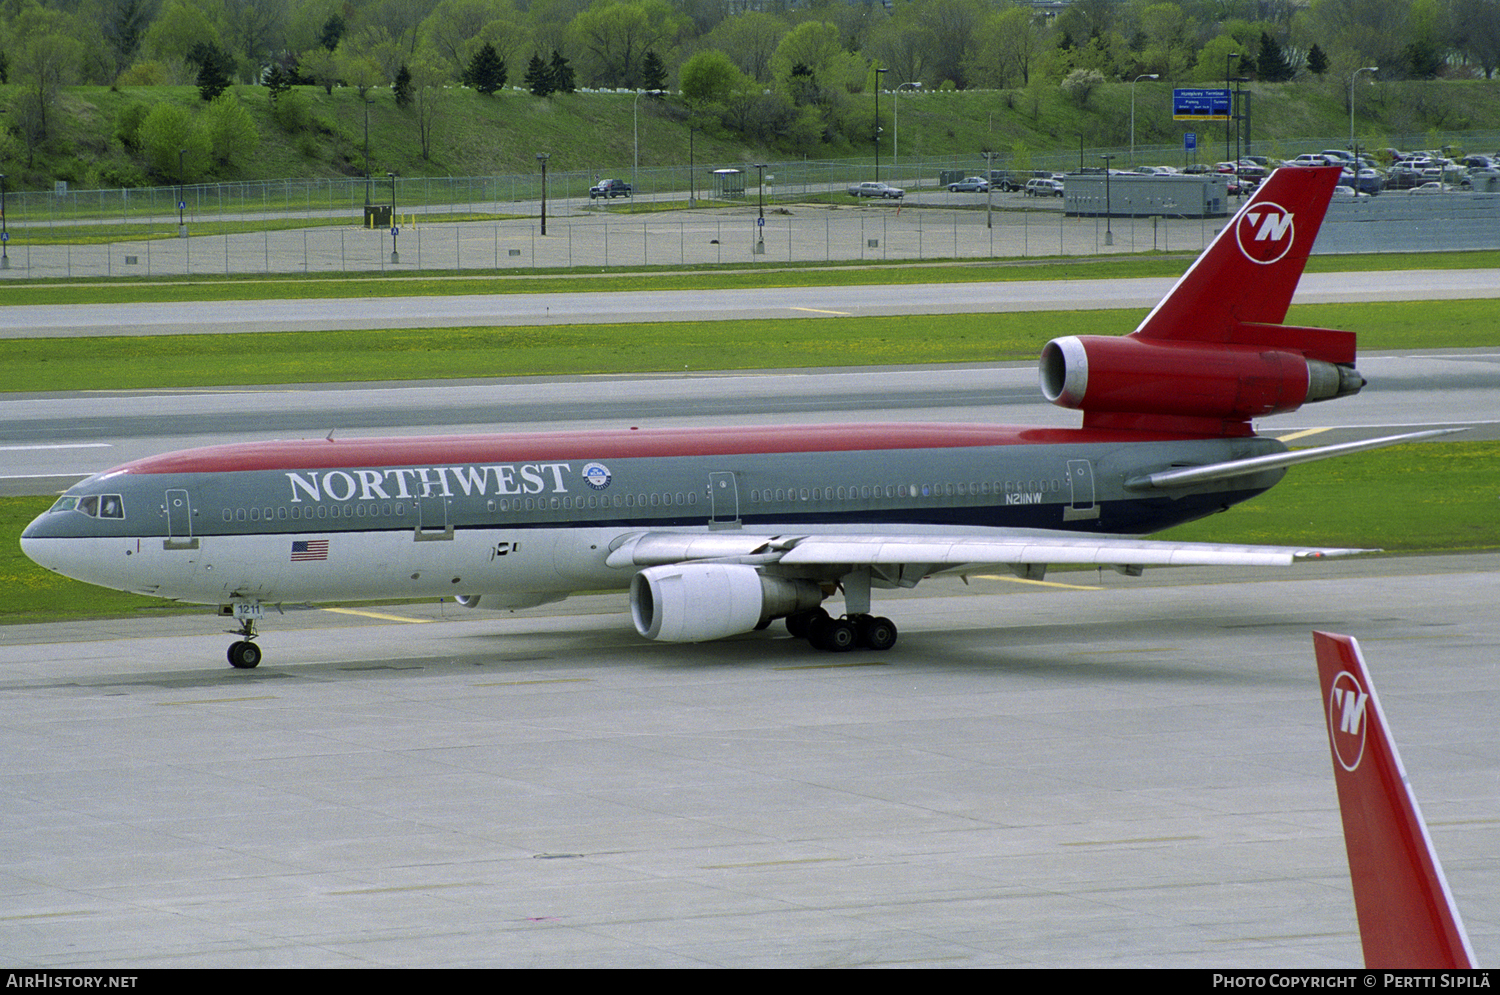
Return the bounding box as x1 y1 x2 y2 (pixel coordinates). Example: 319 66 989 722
4 76 1500 192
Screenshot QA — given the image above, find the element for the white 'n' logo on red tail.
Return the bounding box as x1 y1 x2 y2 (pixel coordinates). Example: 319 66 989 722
1329 671 1369 771
1236 201 1296 264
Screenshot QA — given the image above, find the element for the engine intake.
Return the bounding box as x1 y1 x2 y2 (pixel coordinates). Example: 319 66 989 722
631 563 824 643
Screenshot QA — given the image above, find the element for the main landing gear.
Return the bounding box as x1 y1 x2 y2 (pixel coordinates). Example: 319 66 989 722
785 608 898 652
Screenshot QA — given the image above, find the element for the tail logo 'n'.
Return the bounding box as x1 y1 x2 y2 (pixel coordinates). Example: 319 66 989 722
1328 670 1369 771
1237 202 1296 264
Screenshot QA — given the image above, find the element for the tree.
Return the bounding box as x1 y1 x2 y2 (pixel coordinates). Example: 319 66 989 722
1059 67 1104 107
1257 32 1294 81
193 42 234 100
10 7 86 150
679 49 742 108
138 102 212 182
525 52 554 95
394 63 415 106
1308 43 1330 75
463 41 508 94
320 13 346 52
567 0 686 88
299 46 339 94
549 49 576 92
202 92 260 166
640 49 666 91
265 62 293 105
408 58 449 161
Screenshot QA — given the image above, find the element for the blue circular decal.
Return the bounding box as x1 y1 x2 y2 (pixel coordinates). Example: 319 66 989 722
582 462 612 490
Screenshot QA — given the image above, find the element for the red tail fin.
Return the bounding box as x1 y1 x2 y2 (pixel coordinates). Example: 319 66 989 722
1135 166 1344 347
1312 631 1476 968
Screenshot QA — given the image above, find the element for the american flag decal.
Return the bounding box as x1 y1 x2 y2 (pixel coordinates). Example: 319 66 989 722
290 539 329 561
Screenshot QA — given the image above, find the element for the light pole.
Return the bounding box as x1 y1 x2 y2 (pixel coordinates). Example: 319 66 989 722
388 171 399 263
894 81 920 177
753 162 768 254
363 94 371 208
1100 153 1115 246
1231 75 1250 196
177 148 187 238
1 173 8 270
982 151 995 230
873 68 888 180
1225 53 1240 171
1350 66 1378 153
1130 74 1157 166
536 153 550 236
633 88 664 199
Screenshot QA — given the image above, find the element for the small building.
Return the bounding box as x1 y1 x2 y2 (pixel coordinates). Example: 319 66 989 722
1065 172 1231 219
712 168 746 200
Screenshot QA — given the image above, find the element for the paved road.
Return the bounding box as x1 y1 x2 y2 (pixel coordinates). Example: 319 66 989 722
2 555 1496 967
4 269 1499 337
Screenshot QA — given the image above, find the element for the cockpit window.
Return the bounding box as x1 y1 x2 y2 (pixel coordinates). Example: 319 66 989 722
54 494 125 519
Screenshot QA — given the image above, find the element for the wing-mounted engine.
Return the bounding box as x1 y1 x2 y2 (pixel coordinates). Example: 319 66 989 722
630 563 825 643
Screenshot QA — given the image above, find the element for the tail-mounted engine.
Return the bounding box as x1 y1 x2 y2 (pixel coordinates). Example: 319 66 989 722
1040 332 1364 435
631 563 825 643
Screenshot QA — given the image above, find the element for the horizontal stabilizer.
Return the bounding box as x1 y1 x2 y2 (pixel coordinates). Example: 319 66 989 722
1126 428 1465 490
1313 632 1476 969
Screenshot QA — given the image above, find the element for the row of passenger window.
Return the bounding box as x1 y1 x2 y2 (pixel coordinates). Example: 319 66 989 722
218 478 1062 525
748 479 1061 503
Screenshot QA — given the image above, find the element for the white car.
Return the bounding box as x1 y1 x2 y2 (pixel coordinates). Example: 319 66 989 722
1023 178 1063 197
847 181 904 199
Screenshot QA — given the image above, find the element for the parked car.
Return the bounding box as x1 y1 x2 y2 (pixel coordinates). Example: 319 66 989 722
947 176 990 193
1407 181 1452 194
589 178 632 199
1023 178 1064 197
848 181 905 199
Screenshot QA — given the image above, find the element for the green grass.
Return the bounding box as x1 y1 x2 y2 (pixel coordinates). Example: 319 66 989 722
1 299 1496 394
1156 441 1500 552
5 441 1495 625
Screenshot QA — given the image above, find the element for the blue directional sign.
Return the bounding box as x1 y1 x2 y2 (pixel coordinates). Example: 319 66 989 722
1185 132 1197 151
391 227 399 236
757 217 764 226
1173 88 1231 121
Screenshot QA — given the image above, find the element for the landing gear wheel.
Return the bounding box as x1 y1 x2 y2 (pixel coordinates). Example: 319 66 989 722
228 641 261 669
810 616 857 652
856 615 898 651
785 607 830 640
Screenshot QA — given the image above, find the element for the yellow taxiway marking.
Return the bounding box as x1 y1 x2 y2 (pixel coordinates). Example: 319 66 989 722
330 882 474 896
788 306 853 316
1 910 94 922
320 607 434 623
774 660 890 671
474 678 593 687
1275 427 1332 444
1061 835 1201 847
702 857 848 869
968 574 1104 591
159 696 279 706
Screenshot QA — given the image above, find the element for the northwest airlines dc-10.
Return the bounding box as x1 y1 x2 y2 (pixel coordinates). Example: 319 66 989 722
21 167 1445 668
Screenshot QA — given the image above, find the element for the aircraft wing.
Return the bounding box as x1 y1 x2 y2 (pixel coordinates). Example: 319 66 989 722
606 530 1371 576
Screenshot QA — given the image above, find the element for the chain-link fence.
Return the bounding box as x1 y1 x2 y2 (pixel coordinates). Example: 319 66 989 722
1 139 1496 279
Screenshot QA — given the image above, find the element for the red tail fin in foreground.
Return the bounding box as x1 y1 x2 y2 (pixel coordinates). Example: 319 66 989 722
1313 631 1476 969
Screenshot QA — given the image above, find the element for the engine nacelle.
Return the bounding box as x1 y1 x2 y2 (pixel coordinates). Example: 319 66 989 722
1040 335 1361 422
454 594 481 608
630 563 824 643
